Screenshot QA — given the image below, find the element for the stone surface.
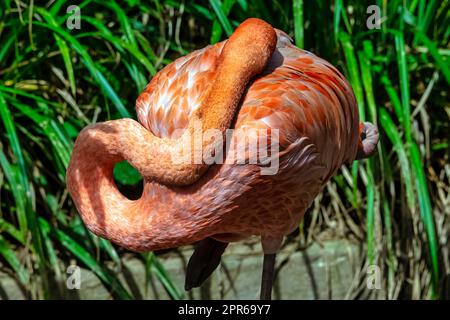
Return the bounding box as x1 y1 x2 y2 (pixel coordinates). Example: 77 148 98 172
0 239 361 300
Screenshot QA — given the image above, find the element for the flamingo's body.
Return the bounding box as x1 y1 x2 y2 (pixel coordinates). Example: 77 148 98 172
134 29 359 246
67 19 378 298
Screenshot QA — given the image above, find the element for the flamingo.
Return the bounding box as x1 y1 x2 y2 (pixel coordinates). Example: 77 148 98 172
66 18 379 300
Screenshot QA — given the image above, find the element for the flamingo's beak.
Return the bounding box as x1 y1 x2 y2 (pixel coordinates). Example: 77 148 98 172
356 122 379 160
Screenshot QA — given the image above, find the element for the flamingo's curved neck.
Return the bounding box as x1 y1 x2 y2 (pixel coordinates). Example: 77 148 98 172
66 119 223 251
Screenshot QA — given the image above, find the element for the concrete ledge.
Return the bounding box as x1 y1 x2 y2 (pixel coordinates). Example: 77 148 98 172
0 239 361 299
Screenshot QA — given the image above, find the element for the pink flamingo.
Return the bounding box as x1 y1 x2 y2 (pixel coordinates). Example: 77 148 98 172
67 18 378 299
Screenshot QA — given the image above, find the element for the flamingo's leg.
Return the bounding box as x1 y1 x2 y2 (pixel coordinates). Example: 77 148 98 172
185 238 228 290
260 235 283 300
260 253 276 300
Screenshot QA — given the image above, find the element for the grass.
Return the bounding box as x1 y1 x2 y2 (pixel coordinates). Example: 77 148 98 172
0 0 449 299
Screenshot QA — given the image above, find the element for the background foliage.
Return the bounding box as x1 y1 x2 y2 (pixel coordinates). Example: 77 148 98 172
0 0 448 299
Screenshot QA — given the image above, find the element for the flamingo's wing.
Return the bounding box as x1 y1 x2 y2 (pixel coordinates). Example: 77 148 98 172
237 38 359 180
136 42 225 139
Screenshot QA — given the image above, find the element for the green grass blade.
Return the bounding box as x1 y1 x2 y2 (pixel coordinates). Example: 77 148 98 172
409 143 439 297
210 0 236 44
379 108 416 210
146 253 183 300
32 20 131 118
381 74 404 124
0 218 25 245
0 235 29 284
82 16 157 76
49 0 68 15
340 2 352 34
39 218 133 299
394 31 411 142
96 0 138 48
209 0 234 37
98 238 122 267
35 8 76 96
415 30 450 85
366 174 375 264
0 147 27 235
10 101 72 169
293 0 304 48
339 32 365 121
0 86 62 108
135 31 158 66
0 93 29 233
0 30 18 62
236 0 247 11
56 36 76 96
358 43 377 123
418 0 438 35
382 197 396 297
39 218 62 279
0 93 29 191
333 0 343 43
